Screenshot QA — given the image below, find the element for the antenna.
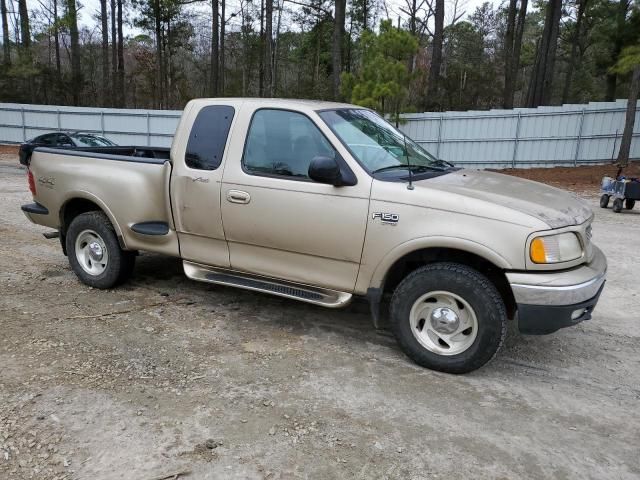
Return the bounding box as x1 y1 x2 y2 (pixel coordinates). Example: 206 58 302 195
404 133 414 190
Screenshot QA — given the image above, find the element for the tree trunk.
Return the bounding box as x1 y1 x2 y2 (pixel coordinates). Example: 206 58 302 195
67 0 81 105
117 0 124 106
503 0 517 109
617 66 640 168
526 0 561 107
210 0 219 95
426 0 444 109
264 0 272 95
111 0 117 104
153 0 163 108
562 0 587 104
220 0 225 94
273 0 283 96
259 0 264 96
100 0 109 106
605 0 629 101
1 0 10 65
18 0 30 48
332 0 345 100
53 0 61 80
511 0 528 103
362 0 368 31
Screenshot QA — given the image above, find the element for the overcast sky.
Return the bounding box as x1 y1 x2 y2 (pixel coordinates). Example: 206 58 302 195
72 0 498 35
0 0 499 42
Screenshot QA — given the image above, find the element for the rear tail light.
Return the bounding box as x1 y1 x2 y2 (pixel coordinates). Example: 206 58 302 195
27 169 36 196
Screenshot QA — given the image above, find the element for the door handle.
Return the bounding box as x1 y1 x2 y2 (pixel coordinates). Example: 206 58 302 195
226 189 251 204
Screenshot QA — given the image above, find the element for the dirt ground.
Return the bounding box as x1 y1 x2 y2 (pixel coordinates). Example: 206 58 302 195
1 152 639 480
494 161 640 194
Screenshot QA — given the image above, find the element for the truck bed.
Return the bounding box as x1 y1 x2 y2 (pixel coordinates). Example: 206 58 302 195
28 145 171 165
26 147 180 257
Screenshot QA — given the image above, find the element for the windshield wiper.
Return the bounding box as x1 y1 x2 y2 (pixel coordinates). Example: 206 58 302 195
372 164 444 174
431 159 455 168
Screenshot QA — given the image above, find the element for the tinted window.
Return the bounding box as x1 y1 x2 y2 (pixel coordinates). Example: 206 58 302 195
185 105 235 170
37 134 58 145
243 109 335 179
70 134 117 147
56 134 74 146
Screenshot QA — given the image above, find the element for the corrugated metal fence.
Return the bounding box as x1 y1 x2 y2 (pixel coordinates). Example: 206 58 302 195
0 103 181 148
399 100 639 168
1 100 638 168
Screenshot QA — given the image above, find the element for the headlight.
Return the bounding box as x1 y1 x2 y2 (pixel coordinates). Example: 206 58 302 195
530 232 582 263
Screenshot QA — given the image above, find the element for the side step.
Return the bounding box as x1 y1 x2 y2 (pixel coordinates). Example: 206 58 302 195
183 261 352 308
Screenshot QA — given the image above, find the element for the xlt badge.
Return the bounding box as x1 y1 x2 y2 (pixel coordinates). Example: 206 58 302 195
372 212 399 225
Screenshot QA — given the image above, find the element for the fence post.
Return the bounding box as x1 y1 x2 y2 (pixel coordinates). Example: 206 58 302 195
436 114 443 159
573 108 586 167
512 112 522 168
100 111 105 136
21 107 26 141
146 112 151 146
56 109 61 131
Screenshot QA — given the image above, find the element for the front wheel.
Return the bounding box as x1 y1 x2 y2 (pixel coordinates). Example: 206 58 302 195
390 263 507 374
599 194 609 208
613 198 623 213
66 211 136 289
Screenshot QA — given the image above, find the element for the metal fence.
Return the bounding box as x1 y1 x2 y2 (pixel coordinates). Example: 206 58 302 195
1 100 638 168
399 100 640 168
0 103 181 148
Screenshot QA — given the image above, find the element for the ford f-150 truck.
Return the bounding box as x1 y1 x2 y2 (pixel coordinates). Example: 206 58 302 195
21 98 607 373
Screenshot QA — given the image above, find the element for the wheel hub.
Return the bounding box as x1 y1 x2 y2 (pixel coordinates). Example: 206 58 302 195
409 290 479 356
88 241 103 261
430 307 460 334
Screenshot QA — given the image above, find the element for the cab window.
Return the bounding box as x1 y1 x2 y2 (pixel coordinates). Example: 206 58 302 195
185 105 235 170
242 109 335 179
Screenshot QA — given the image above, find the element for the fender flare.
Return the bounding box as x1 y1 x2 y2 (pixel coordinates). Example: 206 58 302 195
368 236 512 291
60 190 128 249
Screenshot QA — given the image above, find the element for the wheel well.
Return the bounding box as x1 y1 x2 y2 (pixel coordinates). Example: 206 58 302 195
60 198 103 235
381 247 517 320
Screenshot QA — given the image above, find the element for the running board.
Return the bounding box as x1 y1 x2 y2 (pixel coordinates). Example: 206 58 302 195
183 261 352 308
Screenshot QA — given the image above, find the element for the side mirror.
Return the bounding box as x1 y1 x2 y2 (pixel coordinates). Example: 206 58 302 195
308 156 342 186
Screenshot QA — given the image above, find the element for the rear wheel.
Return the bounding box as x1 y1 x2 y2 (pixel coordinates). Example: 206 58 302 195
390 263 507 374
625 199 635 210
599 194 609 208
613 198 623 213
66 211 135 289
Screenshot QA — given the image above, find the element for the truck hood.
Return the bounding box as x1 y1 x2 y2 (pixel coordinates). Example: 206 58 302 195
423 169 592 228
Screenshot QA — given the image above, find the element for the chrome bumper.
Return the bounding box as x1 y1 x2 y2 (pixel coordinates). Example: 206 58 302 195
506 246 607 306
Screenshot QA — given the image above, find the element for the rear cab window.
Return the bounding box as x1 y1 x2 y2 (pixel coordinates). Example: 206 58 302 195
185 105 235 170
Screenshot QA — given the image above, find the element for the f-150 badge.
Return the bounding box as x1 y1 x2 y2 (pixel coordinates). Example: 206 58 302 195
372 212 399 225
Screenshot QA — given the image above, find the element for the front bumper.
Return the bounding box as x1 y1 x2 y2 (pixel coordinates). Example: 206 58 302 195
507 246 607 334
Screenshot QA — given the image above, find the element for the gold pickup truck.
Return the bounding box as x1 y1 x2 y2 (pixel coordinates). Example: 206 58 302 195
21 98 607 373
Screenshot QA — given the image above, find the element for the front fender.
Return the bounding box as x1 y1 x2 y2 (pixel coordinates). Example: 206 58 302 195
364 236 512 291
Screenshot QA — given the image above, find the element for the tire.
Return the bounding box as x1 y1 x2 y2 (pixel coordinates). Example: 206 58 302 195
66 211 136 289
625 199 635 210
613 198 623 213
390 263 507 374
599 194 609 209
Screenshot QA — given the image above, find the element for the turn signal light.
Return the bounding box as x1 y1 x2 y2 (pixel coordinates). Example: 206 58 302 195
530 237 547 263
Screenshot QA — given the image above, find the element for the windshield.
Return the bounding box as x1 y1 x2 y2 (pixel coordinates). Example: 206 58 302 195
318 109 446 174
70 134 117 147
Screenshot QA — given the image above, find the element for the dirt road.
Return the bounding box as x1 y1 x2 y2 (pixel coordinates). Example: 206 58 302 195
1 155 639 480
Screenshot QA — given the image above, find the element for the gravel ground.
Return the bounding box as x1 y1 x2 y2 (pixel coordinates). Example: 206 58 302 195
1 154 639 480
